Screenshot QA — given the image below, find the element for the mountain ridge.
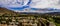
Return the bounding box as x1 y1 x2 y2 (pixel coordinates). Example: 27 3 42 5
0 7 20 16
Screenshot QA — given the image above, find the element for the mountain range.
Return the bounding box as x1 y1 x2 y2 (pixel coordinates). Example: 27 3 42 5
0 7 60 16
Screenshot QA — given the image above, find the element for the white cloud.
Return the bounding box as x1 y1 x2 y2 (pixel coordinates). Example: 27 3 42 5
14 10 58 13
29 0 60 9
13 8 59 13
0 0 60 13
0 0 29 7
0 0 60 9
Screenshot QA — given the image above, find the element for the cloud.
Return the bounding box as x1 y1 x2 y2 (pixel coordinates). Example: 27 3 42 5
14 10 59 13
0 0 60 9
0 0 60 13
13 8 59 13
29 0 60 9
0 0 29 7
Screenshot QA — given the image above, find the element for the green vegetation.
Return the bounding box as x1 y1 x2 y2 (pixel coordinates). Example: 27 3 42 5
41 14 60 26
0 14 60 26
0 7 60 26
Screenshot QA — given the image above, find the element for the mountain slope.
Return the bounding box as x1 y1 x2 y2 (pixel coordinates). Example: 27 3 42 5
0 7 19 16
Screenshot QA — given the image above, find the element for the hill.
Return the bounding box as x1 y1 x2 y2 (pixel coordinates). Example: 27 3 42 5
0 7 19 16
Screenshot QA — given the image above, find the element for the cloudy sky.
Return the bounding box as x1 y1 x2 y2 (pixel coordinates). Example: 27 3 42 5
0 0 60 13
